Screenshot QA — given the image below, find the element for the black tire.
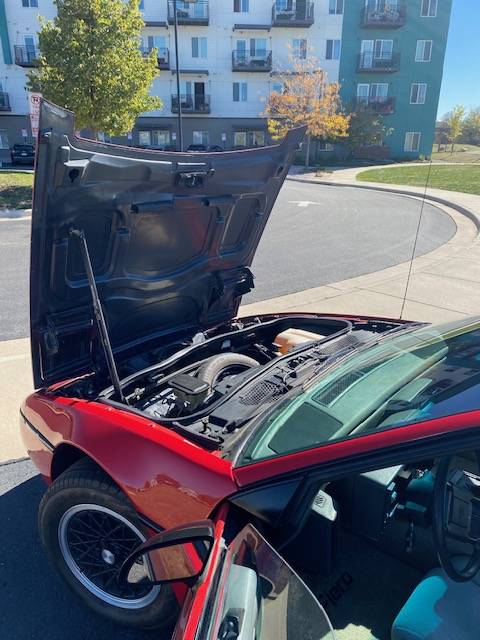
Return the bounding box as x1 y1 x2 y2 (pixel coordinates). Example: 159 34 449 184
38 458 178 630
197 353 260 389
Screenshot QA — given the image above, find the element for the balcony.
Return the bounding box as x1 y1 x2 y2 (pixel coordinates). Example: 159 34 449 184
140 46 170 70
0 92 11 111
14 45 39 67
356 97 396 115
357 52 400 73
171 94 211 114
232 50 272 72
167 1 209 25
271 1 314 27
361 1 406 28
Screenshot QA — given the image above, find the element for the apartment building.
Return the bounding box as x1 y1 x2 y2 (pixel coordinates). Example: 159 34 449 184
0 0 451 161
339 0 452 159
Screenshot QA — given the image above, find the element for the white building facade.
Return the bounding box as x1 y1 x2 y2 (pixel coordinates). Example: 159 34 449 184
0 0 344 154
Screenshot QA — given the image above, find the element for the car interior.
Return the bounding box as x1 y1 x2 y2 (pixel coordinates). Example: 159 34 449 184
257 449 480 640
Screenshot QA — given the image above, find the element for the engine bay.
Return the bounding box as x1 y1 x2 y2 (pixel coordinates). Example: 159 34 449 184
58 313 411 447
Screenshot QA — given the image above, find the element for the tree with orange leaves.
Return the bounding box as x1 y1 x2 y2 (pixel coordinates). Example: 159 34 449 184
263 52 349 168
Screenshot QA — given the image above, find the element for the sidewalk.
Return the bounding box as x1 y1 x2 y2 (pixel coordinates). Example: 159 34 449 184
2 173 480 463
242 166 480 321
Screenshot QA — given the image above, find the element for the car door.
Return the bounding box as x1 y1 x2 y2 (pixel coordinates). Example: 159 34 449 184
168 512 336 640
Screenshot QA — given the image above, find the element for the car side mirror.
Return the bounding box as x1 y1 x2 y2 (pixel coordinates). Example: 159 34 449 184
119 520 215 587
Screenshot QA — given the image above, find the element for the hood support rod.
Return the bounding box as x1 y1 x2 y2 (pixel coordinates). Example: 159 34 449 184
70 229 127 404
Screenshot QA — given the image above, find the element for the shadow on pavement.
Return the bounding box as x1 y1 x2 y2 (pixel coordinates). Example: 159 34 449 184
0 460 172 640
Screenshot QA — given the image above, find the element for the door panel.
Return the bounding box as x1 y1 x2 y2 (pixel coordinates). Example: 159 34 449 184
173 515 335 640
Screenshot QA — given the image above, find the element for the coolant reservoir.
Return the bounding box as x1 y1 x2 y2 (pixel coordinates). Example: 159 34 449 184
274 328 325 354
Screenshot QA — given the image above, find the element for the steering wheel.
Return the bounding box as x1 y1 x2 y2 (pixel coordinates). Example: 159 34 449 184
432 454 480 582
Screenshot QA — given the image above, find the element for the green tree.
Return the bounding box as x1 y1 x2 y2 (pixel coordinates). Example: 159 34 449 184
443 105 466 153
461 108 480 146
28 0 161 137
342 107 392 158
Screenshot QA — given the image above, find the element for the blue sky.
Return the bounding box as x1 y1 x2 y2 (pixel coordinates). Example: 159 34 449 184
437 0 480 118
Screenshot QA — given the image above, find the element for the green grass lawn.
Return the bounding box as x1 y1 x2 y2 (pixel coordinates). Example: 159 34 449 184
0 171 33 209
356 165 480 196
431 143 480 164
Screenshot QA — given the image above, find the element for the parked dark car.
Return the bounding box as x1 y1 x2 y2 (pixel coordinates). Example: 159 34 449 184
10 143 35 166
186 143 208 152
187 144 225 152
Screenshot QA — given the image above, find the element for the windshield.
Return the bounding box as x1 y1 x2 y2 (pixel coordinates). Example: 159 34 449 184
239 317 480 464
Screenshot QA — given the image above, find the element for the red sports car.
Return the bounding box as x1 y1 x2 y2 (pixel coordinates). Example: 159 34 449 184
22 101 480 640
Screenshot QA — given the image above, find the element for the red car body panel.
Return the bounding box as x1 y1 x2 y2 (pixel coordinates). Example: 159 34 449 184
21 392 237 530
22 385 480 531
171 504 229 640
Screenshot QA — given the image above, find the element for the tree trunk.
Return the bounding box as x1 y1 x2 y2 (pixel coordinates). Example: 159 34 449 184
304 134 311 169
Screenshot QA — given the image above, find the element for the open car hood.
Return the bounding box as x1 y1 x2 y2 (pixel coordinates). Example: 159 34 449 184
30 100 305 388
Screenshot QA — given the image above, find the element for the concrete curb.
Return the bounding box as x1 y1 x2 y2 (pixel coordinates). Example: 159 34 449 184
0 456 29 468
0 208 31 219
286 176 480 234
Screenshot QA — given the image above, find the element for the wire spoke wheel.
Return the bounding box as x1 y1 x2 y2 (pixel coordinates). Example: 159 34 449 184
58 504 160 608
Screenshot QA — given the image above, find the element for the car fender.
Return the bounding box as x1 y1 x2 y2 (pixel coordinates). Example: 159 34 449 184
22 391 238 530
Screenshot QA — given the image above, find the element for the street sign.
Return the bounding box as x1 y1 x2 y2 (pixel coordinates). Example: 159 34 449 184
28 92 42 140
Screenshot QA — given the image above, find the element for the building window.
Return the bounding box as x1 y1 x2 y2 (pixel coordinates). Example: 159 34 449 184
318 142 334 152
326 39 341 60
329 0 343 14
415 40 432 62
410 83 427 104
421 0 437 17
357 83 389 104
233 82 248 102
21 0 38 6
404 132 421 152
138 130 171 147
0 129 9 149
356 83 370 105
292 38 307 59
193 131 209 146
192 37 207 58
234 0 249 12
234 131 266 148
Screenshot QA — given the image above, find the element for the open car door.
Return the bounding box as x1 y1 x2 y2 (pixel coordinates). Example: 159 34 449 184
121 507 336 640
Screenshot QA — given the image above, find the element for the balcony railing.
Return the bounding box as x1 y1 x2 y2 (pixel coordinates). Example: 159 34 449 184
232 50 272 72
357 52 400 72
140 46 170 69
167 1 209 25
356 96 396 115
361 1 406 28
0 92 11 111
171 94 211 114
271 1 315 27
14 45 39 67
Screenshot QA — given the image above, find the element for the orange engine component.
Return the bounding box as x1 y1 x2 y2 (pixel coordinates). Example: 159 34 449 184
274 328 325 354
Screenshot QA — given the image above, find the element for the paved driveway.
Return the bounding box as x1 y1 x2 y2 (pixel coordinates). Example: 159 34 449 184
0 182 455 340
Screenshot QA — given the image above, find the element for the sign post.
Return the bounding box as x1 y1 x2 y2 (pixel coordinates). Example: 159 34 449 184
28 92 42 142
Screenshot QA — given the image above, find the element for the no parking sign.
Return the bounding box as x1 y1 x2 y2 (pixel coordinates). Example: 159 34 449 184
28 92 42 141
